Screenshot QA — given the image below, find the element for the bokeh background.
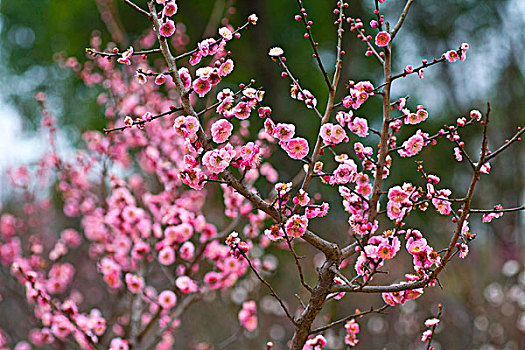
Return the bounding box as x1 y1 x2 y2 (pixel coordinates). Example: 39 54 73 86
1 0 524 349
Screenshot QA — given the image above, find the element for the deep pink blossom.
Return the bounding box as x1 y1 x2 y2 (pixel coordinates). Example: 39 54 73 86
375 31 391 47
211 119 233 143
160 20 176 37
284 137 309 159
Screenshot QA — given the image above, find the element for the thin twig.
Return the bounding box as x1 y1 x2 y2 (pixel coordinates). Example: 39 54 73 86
469 205 525 214
240 252 298 326
120 0 152 19
103 107 183 133
485 126 525 162
295 0 332 90
310 304 389 334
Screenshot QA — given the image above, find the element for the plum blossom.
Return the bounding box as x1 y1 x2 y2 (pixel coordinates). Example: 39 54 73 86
349 117 368 137
444 50 459 63
482 204 503 223
160 20 176 37
155 74 166 85
117 47 133 65
158 290 177 309
274 123 296 141
432 189 452 215
210 119 233 143
293 189 310 206
163 2 178 16
238 301 257 331
173 116 200 138
375 31 391 47
304 335 327 349
268 47 284 57
176 276 198 294
284 215 308 238
320 123 348 144
264 224 284 241
398 130 428 157
218 59 234 77
284 137 309 159
202 143 236 173
218 27 233 41
125 273 145 293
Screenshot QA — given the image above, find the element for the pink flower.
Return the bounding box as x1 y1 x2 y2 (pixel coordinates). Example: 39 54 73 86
165 223 194 243
110 338 130 350
163 2 178 16
218 59 234 77
160 20 176 37
320 123 347 144
425 318 440 327
238 142 261 168
231 101 252 119
117 46 133 65
305 335 327 348
218 27 233 41
375 31 391 47
293 189 310 206
284 137 309 159
178 67 192 90
274 123 296 141
175 276 198 294
406 237 428 255
264 224 284 241
398 130 428 157
202 143 236 173
193 77 212 97
470 109 482 121
284 215 308 238
158 290 177 309
158 246 175 265
238 301 258 331
211 119 233 143
155 74 166 85
331 161 357 185
454 147 463 161
180 241 195 260
482 205 503 223
444 50 458 63
458 243 469 258
388 186 410 203
421 329 433 342
173 116 200 137
125 273 145 293
336 111 353 127
349 117 368 137
345 319 360 334
432 189 452 215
